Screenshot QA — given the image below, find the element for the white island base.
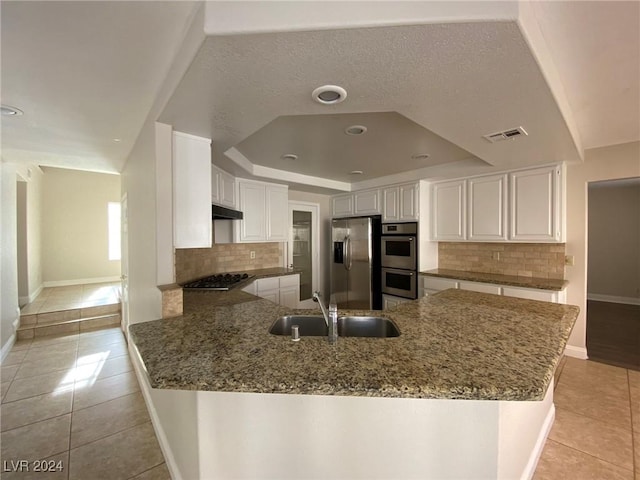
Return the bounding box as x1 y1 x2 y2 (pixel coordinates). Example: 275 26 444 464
133 350 554 480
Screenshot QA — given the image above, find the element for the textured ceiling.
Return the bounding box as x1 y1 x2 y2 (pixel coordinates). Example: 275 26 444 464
1 2 637 181
159 21 581 185
0 1 197 173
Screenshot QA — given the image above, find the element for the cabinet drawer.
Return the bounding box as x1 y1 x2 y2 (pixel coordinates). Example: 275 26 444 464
458 281 501 295
422 277 459 291
502 286 557 302
256 277 280 292
279 274 299 288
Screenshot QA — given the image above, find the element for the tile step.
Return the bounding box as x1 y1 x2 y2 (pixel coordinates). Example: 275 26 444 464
17 314 121 340
20 304 120 326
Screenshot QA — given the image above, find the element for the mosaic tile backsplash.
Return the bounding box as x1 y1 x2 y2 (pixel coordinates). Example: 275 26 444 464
438 242 566 279
175 243 283 284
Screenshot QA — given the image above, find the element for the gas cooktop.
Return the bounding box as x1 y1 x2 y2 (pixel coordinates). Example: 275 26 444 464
182 273 253 291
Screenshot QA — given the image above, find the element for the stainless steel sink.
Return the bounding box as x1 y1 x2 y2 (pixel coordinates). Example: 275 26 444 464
268 315 327 336
269 315 400 338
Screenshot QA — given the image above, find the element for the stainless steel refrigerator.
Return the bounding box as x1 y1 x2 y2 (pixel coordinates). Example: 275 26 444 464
331 216 382 310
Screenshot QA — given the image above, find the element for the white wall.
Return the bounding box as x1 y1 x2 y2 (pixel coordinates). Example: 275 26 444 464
565 141 640 355
41 167 120 285
588 181 640 301
288 190 331 297
1 162 42 356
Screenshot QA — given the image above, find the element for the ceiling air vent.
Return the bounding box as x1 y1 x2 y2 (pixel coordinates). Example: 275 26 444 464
483 126 528 143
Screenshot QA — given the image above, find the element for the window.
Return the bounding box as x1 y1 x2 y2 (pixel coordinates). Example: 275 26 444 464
108 202 121 261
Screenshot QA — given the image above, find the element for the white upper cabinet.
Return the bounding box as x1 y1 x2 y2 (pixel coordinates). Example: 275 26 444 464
211 164 236 209
467 174 508 241
332 194 354 217
382 182 419 222
431 164 564 243
354 189 380 215
238 181 266 242
509 165 561 242
173 131 212 248
431 180 466 241
266 185 288 241
237 179 288 242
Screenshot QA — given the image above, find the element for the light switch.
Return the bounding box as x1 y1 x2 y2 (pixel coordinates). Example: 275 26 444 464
564 255 575 266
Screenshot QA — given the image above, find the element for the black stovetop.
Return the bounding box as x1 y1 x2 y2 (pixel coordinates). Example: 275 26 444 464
182 273 253 291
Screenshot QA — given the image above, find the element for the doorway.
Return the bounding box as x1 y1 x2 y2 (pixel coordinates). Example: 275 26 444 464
16 178 28 306
586 178 640 370
120 192 130 339
288 202 320 308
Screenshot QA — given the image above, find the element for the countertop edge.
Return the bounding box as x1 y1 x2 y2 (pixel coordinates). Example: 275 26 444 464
421 269 568 291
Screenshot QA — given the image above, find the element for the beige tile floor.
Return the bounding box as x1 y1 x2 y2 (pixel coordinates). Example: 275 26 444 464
20 283 121 315
534 356 640 480
1 327 169 480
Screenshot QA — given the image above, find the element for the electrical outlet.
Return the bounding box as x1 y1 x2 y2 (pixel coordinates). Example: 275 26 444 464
250 251 256 259
564 255 575 266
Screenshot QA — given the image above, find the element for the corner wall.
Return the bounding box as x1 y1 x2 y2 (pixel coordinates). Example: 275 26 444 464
1 163 43 357
564 141 640 355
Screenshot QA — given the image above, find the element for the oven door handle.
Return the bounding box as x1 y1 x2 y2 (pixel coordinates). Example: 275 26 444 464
344 235 352 271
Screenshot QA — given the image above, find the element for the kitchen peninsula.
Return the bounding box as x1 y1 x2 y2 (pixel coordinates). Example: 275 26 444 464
129 289 578 480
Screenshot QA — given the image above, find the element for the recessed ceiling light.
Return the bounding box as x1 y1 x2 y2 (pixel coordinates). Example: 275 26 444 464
281 153 298 161
345 125 367 136
1 105 23 116
312 85 347 105
411 153 430 160
350 170 363 175
113 138 121 143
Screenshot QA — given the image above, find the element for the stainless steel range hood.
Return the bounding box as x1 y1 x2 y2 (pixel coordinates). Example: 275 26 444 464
212 204 243 220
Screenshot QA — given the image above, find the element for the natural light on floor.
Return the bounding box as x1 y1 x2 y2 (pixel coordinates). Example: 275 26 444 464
53 351 109 394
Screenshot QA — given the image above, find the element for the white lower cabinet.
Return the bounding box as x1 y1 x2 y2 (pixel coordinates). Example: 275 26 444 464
382 294 411 310
458 281 501 295
422 276 565 303
243 274 300 308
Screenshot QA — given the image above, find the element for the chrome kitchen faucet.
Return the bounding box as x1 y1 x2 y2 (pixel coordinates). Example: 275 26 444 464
312 291 338 344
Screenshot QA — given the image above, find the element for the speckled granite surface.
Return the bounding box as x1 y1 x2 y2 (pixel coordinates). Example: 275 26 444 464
130 289 578 401
421 268 568 291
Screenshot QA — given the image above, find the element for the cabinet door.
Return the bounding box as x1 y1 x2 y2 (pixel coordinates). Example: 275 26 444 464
211 166 221 204
458 281 501 295
468 174 508 241
431 180 466 240
399 183 418 221
502 286 558 303
219 170 236 208
423 277 459 291
279 287 299 308
173 132 212 248
260 290 280 304
382 187 399 222
239 182 266 242
266 186 288 241
354 190 381 215
510 166 560 242
332 195 354 217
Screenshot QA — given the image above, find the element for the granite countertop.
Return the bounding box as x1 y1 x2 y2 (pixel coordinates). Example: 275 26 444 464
129 289 578 402
421 268 568 291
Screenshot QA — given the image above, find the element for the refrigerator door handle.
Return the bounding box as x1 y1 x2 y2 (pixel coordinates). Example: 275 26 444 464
344 235 353 271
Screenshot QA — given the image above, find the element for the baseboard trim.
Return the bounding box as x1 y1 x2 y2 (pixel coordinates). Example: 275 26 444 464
587 293 640 306
564 345 588 360
1 334 16 363
522 402 555 480
43 276 121 288
129 342 183 480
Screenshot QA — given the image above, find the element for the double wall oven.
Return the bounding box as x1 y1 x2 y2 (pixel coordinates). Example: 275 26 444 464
381 222 418 300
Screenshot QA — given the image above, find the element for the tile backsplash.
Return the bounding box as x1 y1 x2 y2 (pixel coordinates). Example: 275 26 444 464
438 242 566 279
175 243 283 284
